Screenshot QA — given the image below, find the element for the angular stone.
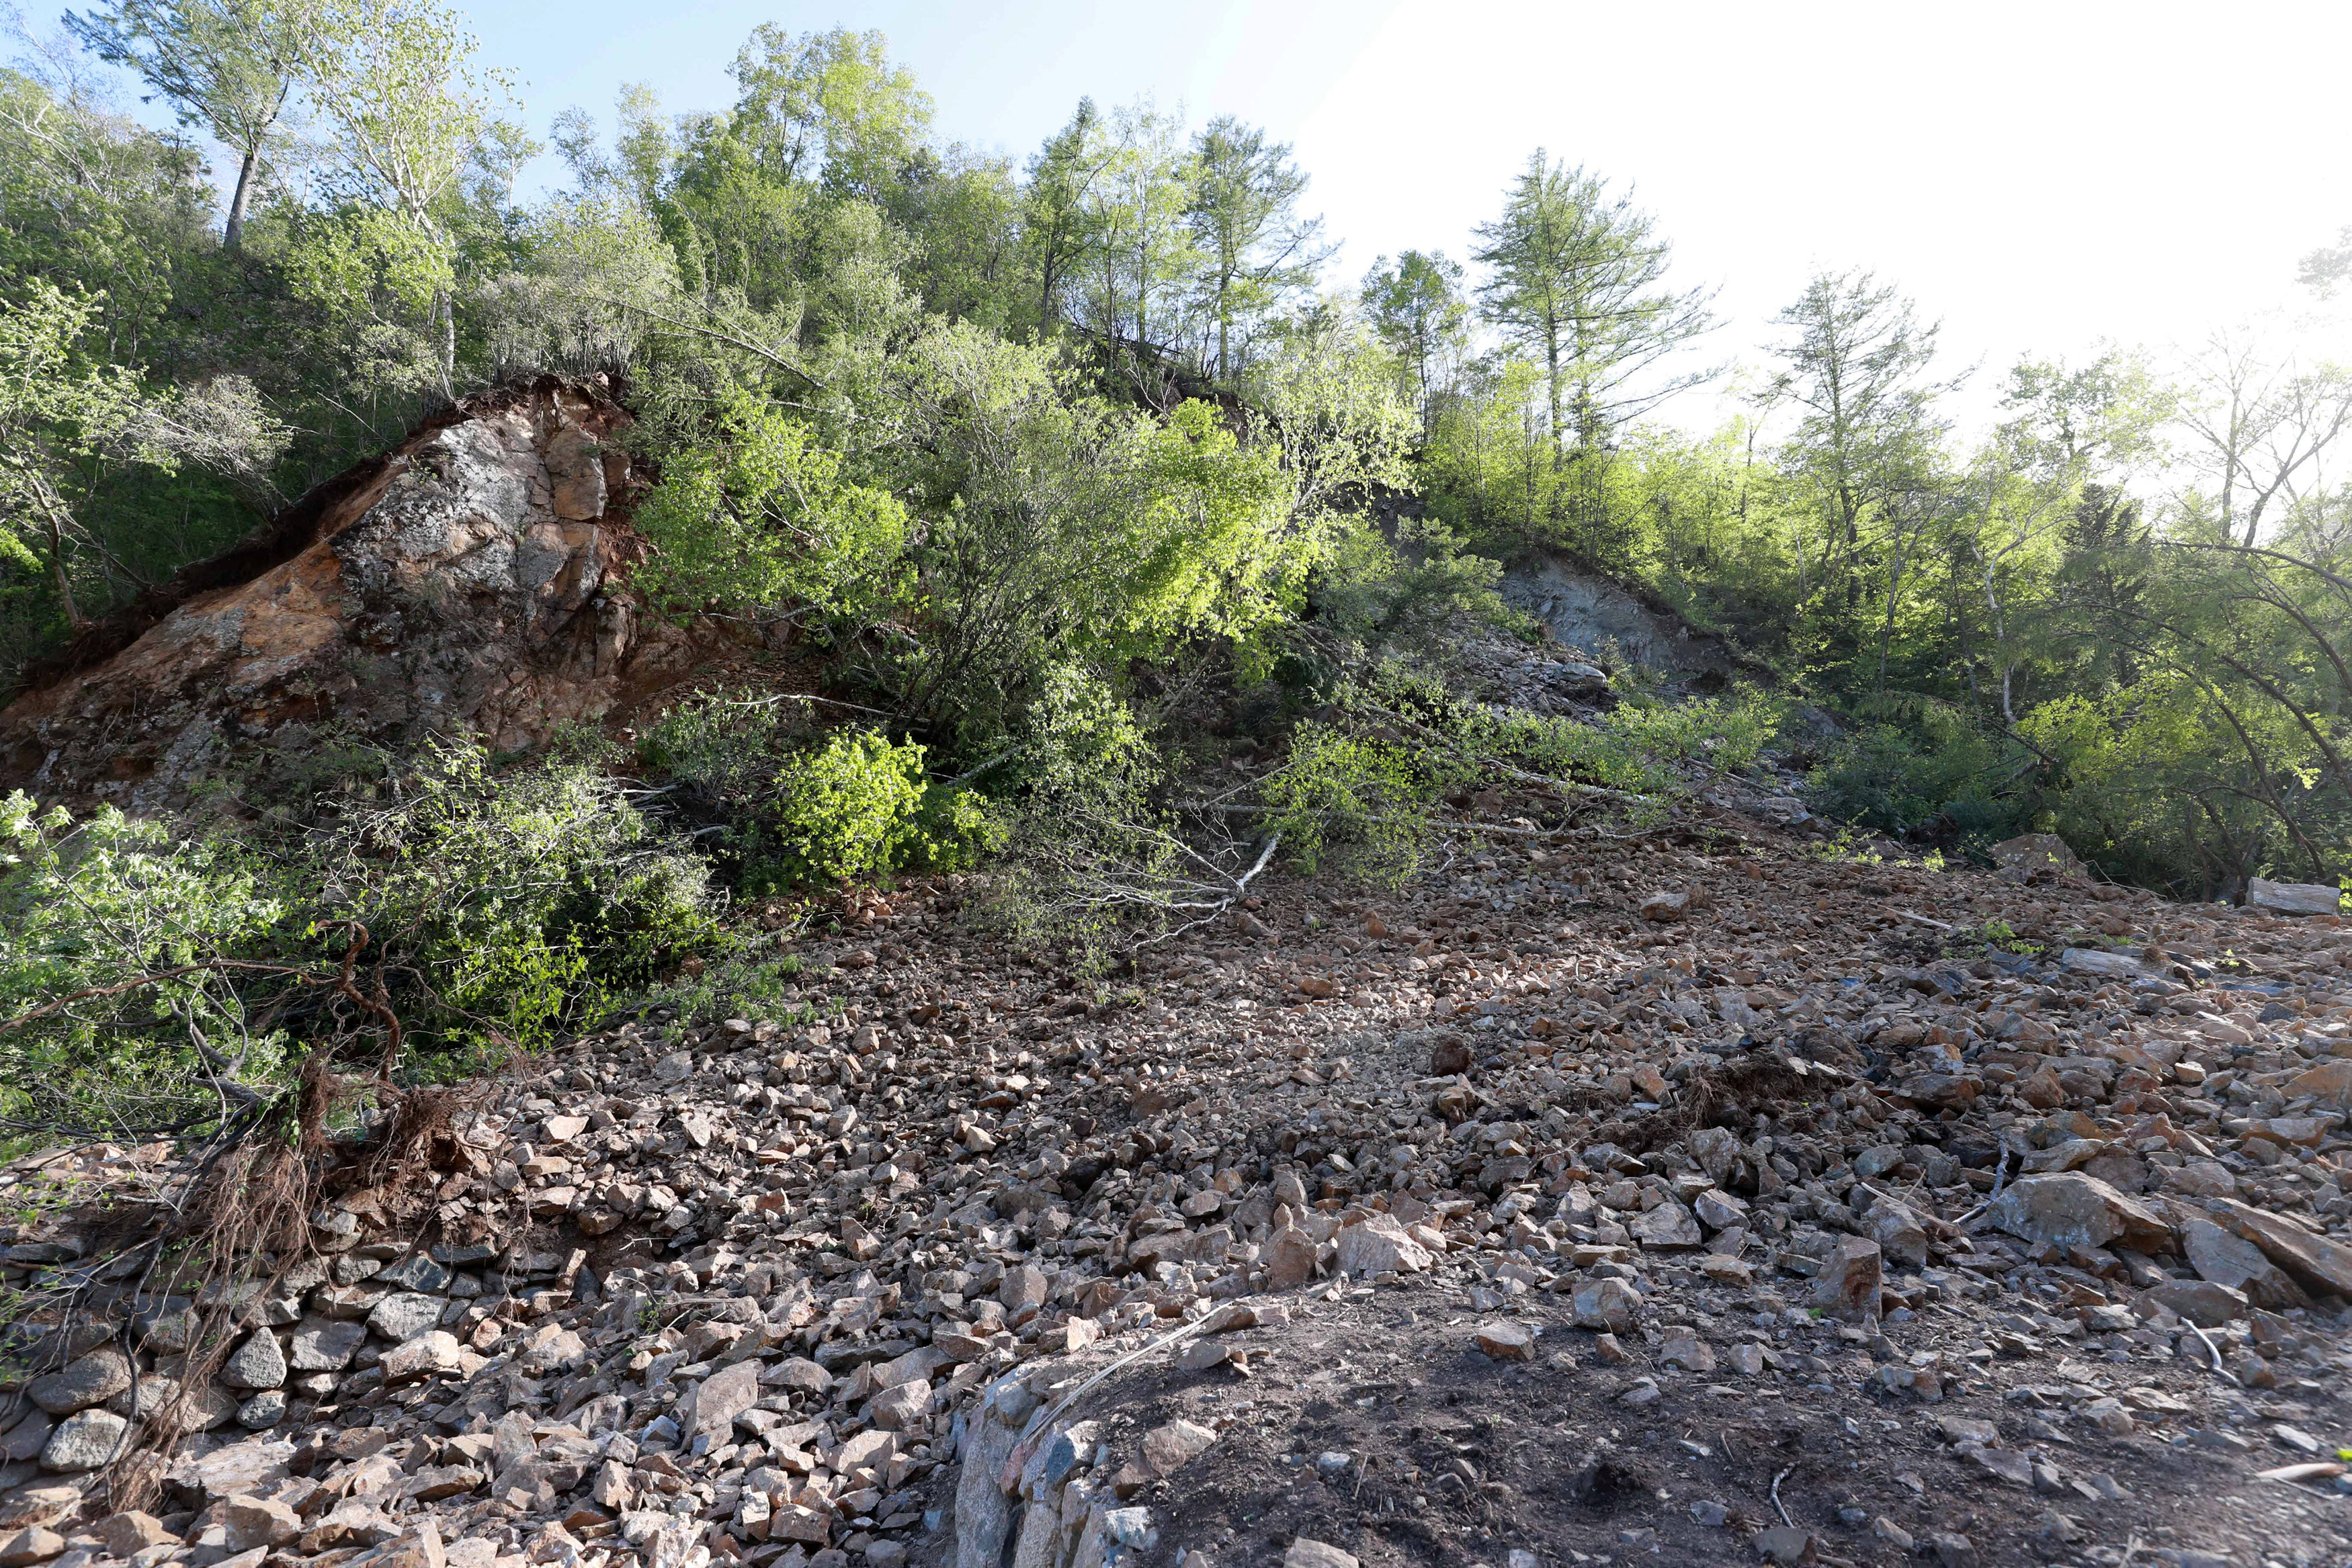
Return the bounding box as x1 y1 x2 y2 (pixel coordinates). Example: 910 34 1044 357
372 1255 452 1294
380 1330 460 1384
369 1520 447 1568
869 1379 929 1432
1988 1174 2173 1256
39 1407 126 1471
1474 1320 1535 1361
1692 1188 1747 1231
0 1527 64 1567
237 1389 286 1429
1866 1199 1929 1270
25 1348 132 1414
2286 1057 2352 1106
2181 1217 2306 1309
2205 1196 2352 1299
1177 1339 1230 1373
224 1495 302 1552
1265 1225 1318 1290
1630 1200 1702 1249
1813 1235 1882 1322
953 1414 1019 1568
2160 1161 2238 1200
2146 1279 2249 1328
95 1512 175 1559
999 1264 1049 1314
289 1318 370 1372
515 1323 586 1376
1659 1329 1715 1373
2248 877 2339 916
368 1292 446 1343
1572 1277 1639 1332
218 1330 286 1390
683 1358 759 1450
838 1428 896 1474
1139 1418 1216 1477
763 1356 833 1395
1333 1214 1431 1276
1285 1540 1357 1568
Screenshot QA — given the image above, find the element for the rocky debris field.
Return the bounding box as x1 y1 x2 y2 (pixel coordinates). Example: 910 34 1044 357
7 809 2352 1568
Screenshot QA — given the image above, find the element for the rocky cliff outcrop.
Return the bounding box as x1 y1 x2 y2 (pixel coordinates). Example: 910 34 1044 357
0 378 709 809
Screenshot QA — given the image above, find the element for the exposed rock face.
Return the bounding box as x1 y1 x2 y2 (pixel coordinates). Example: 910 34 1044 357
1501 549 1756 678
0 378 710 808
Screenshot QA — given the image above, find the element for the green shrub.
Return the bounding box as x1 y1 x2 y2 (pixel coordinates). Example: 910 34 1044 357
0 743 727 1142
1488 693 1779 799
761 730 996 891
1806 722 2023 846
0 793 294 1138
1264 720 1468 883
637 699 997 894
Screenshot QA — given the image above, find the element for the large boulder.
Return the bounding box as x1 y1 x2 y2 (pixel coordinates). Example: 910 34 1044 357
25 1349 132 1415
1986 1174 2174 1256
2202 1197 2352 1300
1332 1214 1431 1276
2181 1217 2306 1309
40 1409 126 1472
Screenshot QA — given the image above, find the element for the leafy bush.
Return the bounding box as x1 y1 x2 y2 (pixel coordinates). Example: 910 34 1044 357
1313 515 1519 660
767 731 948 887
0 795 294 1139
1264 720 1469 883
1493 693 1781 797
632 386 911 619
641 700 997 894
312 745 723 1053
0 744 726 1142
1806 722 2024 847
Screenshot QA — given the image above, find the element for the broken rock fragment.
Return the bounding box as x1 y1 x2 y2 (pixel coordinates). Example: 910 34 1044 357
1333 1213 1431 1276
1986 1173 2173 1256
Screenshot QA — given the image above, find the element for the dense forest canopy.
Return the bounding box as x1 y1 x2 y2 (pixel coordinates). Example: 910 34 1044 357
3 0 2352 922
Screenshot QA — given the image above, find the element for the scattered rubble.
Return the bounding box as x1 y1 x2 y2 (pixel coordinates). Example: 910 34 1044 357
6 807 2352 1567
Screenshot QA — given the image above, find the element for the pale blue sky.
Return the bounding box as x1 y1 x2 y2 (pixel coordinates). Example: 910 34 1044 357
24 0 2352 431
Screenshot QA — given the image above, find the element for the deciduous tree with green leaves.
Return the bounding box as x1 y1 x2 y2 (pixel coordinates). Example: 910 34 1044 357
65 0 308 251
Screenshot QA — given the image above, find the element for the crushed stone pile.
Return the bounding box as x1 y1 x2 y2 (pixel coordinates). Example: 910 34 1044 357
6 818 2352 1568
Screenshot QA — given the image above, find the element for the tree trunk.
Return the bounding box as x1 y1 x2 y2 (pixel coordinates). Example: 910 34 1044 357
224 144 261 253
42 514 82 629
437 290 456 406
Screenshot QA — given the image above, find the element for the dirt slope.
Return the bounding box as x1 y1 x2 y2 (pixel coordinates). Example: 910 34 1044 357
5 804 2352 1568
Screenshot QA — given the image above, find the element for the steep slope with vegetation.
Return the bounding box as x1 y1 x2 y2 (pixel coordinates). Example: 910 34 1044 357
3 4 2352 1565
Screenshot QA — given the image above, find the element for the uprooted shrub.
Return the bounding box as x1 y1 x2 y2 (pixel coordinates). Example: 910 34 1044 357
0 742 724 1148
1261 720 1469 883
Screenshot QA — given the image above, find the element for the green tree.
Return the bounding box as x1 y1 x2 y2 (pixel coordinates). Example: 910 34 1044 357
291 0 520 402
1184 116 1327 380
1763 270 1956 624
1023 99 1115 336
0 281 153 627
726 25 931 198
2174 329 2352 548
1471 152 1715 456
1079 100 1195 352
1361 249 1467 426
0 55 211 363
65 0 308 251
